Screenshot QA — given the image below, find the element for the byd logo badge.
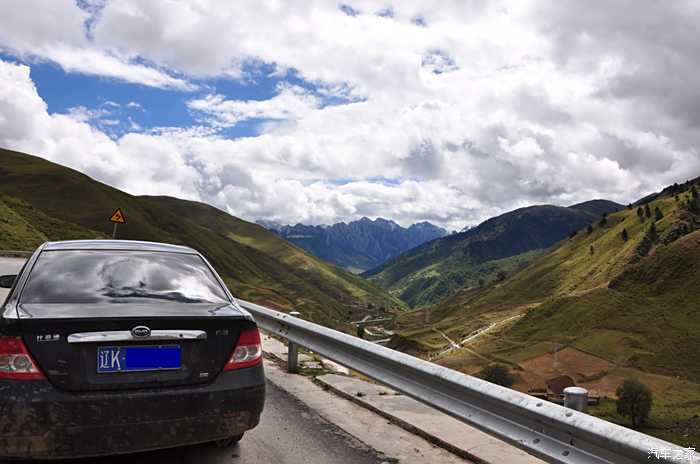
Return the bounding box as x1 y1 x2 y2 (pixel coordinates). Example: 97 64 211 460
131 326 151 338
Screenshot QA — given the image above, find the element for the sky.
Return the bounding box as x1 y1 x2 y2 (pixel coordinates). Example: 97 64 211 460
1 1 699 231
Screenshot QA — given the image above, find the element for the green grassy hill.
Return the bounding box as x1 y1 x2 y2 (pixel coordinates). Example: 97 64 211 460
364 201 622 308
0 148 404 327
392 179 700 446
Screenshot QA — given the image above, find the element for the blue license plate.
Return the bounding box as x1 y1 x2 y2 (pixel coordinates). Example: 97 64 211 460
97 345 181 373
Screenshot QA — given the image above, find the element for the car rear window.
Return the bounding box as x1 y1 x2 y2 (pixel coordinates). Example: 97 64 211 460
20 250 229 304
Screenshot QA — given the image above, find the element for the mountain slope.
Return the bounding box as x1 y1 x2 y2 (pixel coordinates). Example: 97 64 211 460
364 202 622 308
264 218 446 272
392 179 700 446
399 179 700 358
0 148 404 326
394 178 700 380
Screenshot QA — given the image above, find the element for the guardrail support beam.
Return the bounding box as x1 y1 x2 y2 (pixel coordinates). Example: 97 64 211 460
287 311 301 373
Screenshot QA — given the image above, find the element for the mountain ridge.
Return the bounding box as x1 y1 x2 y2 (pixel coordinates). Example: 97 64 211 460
364 200 623 308
259 216 447 273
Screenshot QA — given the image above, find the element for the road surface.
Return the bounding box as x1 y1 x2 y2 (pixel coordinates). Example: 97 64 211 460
0 257 384 463
0 256 24 302
70 381 382 464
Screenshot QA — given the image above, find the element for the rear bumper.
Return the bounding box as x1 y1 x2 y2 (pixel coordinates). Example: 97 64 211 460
0 364 265 460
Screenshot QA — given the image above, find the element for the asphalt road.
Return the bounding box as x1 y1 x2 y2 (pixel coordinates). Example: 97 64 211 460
60 381 382 464
0 257 383 463
0 381 382 464
0 256 24 302
0 256 24 276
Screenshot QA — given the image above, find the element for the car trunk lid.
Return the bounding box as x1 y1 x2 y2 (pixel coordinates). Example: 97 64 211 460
18 302 252 392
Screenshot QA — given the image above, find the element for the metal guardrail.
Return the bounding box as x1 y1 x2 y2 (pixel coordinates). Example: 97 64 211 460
239 299 698 464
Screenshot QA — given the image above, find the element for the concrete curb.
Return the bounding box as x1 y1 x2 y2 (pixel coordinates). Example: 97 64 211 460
261 333 539 464
313 376 489 464
261 354 471 463
0 251 33 258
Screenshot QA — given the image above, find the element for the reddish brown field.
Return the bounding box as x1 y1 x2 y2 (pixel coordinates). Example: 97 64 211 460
515 347 616 396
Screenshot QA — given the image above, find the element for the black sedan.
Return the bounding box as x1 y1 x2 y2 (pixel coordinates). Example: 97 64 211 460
0 240 265 460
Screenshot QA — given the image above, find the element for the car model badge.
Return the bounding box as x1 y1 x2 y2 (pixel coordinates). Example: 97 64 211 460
131 326 151 338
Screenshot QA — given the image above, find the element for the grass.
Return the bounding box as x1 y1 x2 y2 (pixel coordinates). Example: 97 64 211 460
0 196 47 250
1 194 105 242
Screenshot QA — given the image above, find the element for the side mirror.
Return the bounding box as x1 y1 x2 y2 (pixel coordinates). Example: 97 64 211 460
0 275 16 289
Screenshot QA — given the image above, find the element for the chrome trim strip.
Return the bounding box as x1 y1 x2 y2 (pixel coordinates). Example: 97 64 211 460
67 329 207 343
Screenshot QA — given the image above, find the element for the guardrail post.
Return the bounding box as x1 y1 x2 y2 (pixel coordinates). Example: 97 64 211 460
563 386 588 412
287 311 301 373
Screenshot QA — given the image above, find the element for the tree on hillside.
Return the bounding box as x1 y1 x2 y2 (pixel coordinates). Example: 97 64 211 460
692 185 698 199
479 364 516 387
626 203 632 210
599 212 608 227
654 207 663 221
621 228 629 242
689 198 700 213
636 206 644 221
644 204 652 218
495 271 508 282
648 223 658 241
589 245 595 255
616 379 653 427
587 224 594 235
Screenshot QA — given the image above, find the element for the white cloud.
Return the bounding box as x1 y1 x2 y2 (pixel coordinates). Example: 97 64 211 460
0 0 192 90
187 84 319 128
1 1 700 230
0 60 201 199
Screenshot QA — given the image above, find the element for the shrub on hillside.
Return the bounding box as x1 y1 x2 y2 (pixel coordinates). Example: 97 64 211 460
621 228 629 242
648 223 658 241
654 207 664 221
616 379 653 427
479 364 516 387
599 212 608 227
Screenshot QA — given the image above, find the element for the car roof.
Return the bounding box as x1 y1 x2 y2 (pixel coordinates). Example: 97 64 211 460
42 240 197 254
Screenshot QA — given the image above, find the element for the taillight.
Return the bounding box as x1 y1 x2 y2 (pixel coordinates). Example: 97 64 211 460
0 336 44 380
225 327 262 370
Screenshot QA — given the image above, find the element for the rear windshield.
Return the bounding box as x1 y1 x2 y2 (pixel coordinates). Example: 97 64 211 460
20 250 229 304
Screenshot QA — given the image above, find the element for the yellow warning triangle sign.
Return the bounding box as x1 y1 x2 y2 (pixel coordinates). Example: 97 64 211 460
109 208 126 224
